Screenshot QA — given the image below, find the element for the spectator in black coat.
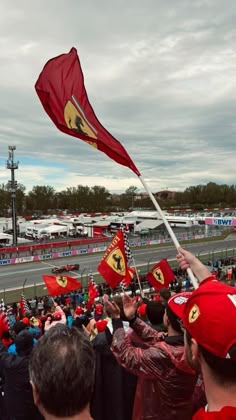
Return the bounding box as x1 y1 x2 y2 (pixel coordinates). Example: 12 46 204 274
0 330 42 420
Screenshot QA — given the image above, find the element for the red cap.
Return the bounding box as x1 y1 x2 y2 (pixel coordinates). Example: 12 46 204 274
168 292 192 319
95 319 108 333
183 280 236 359
53 311 62 321
137 303 147 317
22 317 30 325
95 304 103 315
75 306 83 316
65 298 71 305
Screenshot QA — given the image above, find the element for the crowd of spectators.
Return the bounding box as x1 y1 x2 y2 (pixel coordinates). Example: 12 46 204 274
0 249 236 419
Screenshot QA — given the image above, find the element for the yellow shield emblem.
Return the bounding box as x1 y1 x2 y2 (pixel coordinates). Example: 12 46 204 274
106 248 126 275
56 276 68 288
188 304 200 323
64 100 97 148
153 268 164 284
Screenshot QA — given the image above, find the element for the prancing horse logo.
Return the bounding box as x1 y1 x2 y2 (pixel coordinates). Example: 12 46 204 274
56 276 68 288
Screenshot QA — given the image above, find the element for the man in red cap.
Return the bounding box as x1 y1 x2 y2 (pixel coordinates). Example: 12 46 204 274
177 247 236 419
104 292 198 420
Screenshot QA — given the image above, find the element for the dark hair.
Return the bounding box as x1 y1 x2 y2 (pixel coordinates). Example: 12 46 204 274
29 324 95 417
166 305 182 334
13 321 26 335
159 288 171 302
185 330 236 384
146 301 165 325
72 316 90 330
15 330 33 356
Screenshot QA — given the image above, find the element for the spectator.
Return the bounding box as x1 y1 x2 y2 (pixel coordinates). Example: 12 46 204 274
159 287 171 306
29 324 95 419
177 247 236 419
0 330 43 419
104 292 198 420
146 300 165 331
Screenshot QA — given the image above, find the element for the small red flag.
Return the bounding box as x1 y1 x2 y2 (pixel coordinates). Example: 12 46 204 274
97 230 129 288
42 274 81 297
87 273 99 310
146 259 175 292
35 48 140 176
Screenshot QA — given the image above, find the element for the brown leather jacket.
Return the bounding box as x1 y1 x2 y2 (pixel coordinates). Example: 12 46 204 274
111 318 198 420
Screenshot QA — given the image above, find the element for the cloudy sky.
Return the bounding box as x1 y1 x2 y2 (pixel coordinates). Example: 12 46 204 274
0 0 236 195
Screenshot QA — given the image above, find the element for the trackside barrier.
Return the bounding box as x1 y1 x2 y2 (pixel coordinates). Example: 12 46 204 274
0 232 223 266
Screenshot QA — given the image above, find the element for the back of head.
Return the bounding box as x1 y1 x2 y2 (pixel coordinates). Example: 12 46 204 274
183 280 236 384
15 330 34 356
30 324 95 418
159 287 171 304
14 320 26 335
146 300 165 325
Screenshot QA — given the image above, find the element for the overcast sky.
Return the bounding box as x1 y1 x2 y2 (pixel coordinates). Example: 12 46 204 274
0 0 236 195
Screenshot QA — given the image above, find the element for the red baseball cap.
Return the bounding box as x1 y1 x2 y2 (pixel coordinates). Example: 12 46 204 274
137 303 147 317
53 311 62 321
22 317 30 326
95 319 108 333
95 304 103 315
183 280 236 359
75 306 83 316
168 292 192 319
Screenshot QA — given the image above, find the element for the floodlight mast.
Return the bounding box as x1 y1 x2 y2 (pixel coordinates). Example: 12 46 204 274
6 146 19 246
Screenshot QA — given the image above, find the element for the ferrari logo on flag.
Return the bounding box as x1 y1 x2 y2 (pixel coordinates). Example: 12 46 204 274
56 276 68 288
106 248 126 275
64 99 97 147
153 268 164 284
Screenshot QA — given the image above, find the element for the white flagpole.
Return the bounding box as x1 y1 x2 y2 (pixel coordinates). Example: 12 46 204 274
131 257 144 298
138 175 198 289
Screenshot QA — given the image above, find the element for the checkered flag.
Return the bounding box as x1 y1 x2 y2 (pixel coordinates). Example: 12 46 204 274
122 228 133 262
19 292 30 315
0 299 10 330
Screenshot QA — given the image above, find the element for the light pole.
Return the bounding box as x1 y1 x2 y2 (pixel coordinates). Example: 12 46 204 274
6 146 19 246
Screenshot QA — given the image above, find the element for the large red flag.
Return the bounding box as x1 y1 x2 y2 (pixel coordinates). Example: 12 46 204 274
146 259 175 292
35 48 140 176
97 230 129 288
42 274 81 297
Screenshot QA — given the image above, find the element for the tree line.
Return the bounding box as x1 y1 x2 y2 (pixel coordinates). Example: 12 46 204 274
0 182 236 216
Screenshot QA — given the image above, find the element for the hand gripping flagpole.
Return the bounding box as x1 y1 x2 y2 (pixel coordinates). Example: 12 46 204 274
138 175 198 289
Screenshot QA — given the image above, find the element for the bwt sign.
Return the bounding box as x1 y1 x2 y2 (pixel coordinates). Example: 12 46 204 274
213 219 232 226
205 218 236 226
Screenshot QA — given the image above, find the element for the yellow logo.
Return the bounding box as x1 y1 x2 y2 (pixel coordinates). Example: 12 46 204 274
64 99 98 147
188 304 200 323
106 248 126 275
56 276 68 288
153 268 164 284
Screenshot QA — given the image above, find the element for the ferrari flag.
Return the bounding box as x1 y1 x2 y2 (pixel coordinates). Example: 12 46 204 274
146 259 175 292
42 274 82 297
97 230 129 288
35 47 140 176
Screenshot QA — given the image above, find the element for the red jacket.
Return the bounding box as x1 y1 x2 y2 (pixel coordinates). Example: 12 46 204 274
111 318 198 420
193 406 236 419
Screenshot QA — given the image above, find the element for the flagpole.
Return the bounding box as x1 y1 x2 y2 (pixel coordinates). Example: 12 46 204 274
131 258 144 298
138 175 198 289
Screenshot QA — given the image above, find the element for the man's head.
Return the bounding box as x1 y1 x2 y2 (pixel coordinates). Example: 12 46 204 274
15 330 34 356
164 292 192 334
29 324 95 418
183 280 236 384
146 300 165 325
159 287 171 305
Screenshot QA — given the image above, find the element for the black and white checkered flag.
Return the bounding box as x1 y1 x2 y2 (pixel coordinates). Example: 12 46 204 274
122 229 133 262
0 299 10 329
